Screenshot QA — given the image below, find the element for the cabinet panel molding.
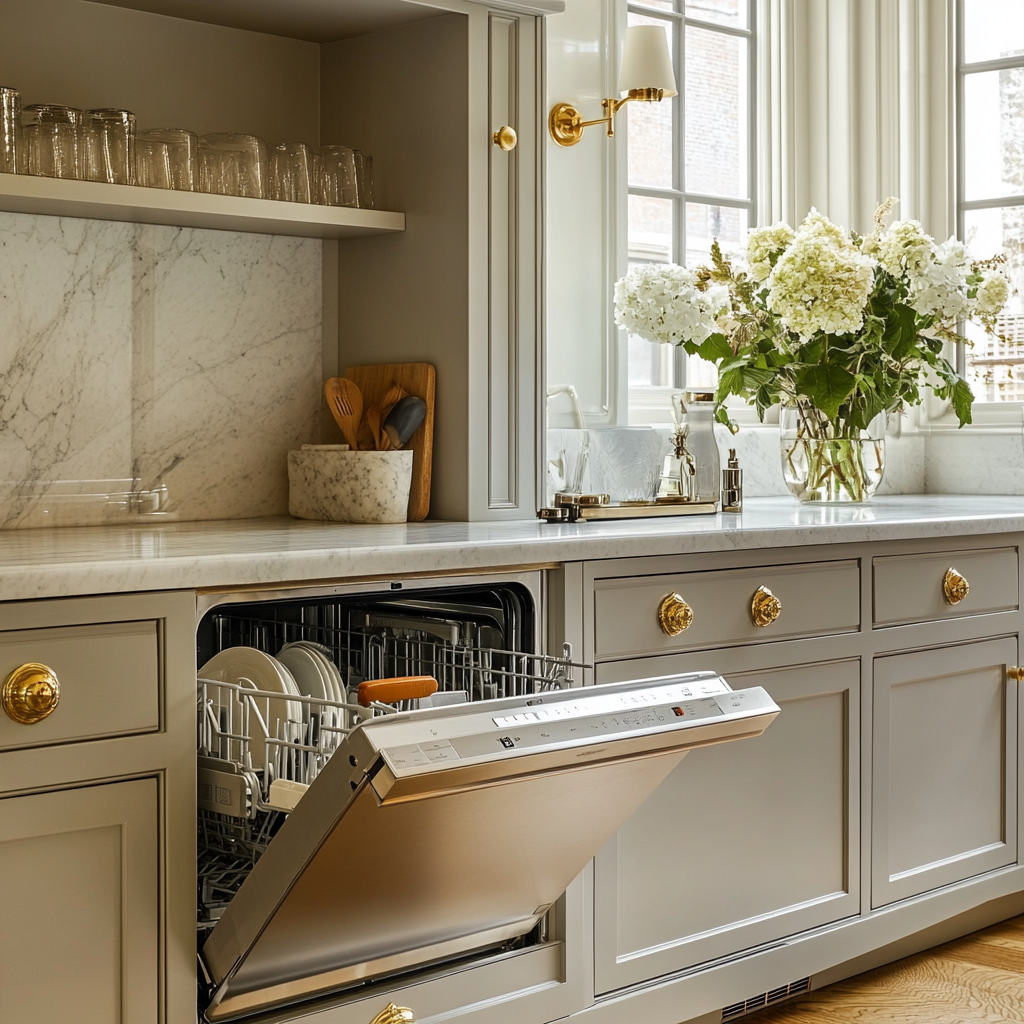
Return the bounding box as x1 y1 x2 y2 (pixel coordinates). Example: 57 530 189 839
872 636 1019 907
0 778 159 1024
593 656 860 992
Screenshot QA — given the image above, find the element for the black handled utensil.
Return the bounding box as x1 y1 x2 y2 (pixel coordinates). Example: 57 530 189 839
382 396 427 449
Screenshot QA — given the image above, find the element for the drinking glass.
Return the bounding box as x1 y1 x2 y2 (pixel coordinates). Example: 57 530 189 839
21 104 83 179
317 145 357 206
84 108 136 185
136 138 172 189
0 86 19 174
137 128 197 190
199 133 267 198
353 150 374 208
269 141 313 203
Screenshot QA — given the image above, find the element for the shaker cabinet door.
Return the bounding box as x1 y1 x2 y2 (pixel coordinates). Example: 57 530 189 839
871 637 1018 908
0 779 159 1024
593 655 860 992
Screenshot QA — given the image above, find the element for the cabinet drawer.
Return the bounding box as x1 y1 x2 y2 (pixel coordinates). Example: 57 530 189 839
872 547 1018 627
0 621 160 751
593 560 860 659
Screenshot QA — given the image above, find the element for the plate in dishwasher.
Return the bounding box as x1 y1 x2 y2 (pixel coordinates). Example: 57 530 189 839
199 671 779 1022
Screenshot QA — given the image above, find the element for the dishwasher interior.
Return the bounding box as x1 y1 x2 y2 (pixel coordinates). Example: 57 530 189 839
195 575 574 1000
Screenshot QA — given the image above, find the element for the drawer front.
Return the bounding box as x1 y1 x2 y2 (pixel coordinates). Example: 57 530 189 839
593 560 860 659
872 547 1018 627
0 621 160 751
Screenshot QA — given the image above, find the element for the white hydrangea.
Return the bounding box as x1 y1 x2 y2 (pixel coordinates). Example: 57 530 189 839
747 223 795 282
975 271 1010 316
873 218 934 278
765 209 876 338
908 237 969 319
613 263 726 347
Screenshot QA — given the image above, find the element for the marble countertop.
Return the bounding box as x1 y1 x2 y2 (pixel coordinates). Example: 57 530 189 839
2 495 1024 602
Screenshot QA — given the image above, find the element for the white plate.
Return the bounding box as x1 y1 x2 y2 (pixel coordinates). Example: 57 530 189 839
199 647 303 769
293 641 346 705
277 644 331 703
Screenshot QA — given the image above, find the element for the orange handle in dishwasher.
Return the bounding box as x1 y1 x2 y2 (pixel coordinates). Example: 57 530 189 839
357 675 439 707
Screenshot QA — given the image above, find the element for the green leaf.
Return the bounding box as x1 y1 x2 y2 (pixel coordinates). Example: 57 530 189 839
793 364 857 421
949 377 975 426
696 333 733 364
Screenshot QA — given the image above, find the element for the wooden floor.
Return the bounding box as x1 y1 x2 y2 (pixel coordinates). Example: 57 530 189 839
743 915 1024 1023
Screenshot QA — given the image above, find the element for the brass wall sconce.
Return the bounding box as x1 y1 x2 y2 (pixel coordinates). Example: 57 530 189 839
549 25 677 148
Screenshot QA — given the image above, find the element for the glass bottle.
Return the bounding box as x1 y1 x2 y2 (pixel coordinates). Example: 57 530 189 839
677 391 720 504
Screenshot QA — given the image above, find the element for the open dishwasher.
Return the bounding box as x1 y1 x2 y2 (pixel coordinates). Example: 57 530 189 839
194 572 779 1023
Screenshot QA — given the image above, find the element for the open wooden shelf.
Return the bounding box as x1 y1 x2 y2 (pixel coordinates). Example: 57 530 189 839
0 173 405 239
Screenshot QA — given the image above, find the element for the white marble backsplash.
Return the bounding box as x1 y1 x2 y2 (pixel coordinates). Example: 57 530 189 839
0 211 322 528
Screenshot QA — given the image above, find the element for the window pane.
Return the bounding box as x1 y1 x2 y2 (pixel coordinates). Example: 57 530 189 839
685 0 747 30
629 193 673 262
963 0 1024 64
685 26 748 199
628 332 676 387
963 69 1024 201
627 12 675 189
632 0 677 11
685 201 747 266
963 206 1024 402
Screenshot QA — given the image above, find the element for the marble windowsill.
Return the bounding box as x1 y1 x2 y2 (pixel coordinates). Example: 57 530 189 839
1 495 1023 602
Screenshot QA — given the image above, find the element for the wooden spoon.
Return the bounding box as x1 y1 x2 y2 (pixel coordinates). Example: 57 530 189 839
365 404 387 451
324 378 363 451
380 381 408 420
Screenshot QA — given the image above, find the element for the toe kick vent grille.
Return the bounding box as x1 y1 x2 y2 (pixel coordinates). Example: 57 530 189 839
721 977 810 1021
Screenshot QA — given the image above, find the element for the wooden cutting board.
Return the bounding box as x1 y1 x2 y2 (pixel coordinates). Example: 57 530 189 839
343 362 435 521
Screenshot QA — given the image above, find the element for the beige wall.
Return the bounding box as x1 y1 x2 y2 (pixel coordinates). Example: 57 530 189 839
1 0 320 143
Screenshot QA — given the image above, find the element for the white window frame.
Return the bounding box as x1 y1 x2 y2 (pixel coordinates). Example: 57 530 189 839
925 0 1024 432
623 0 758 427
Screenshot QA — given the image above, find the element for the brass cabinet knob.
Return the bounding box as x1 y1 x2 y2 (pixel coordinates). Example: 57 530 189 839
1009 666 1024 682
751 585 782 627
657 593 693 636
942 567 970 605
2 663 61 724
370 1004 415 1024
492 125 518 151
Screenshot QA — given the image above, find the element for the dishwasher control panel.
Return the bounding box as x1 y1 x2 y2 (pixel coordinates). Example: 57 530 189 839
377 675 776 772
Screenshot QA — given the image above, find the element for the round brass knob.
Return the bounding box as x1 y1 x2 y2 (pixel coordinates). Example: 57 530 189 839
492 125 518 151
370 1004 415 1024
1008 666 1024 682
2 663 61 724
658 593 693 636
751 586 782 628
942 567 970 605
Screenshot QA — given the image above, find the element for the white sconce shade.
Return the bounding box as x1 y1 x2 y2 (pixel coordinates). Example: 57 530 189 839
617 25 677 97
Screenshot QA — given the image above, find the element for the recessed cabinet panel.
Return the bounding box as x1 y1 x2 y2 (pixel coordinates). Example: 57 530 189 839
592 561 860 659
0 620 160 751
593 657 859 992
873 548 1018 627
0 779 159 1024
872 637 1018 907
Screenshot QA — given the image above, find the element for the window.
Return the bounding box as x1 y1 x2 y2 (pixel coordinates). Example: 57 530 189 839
957 0 1024 404
625 0 755 411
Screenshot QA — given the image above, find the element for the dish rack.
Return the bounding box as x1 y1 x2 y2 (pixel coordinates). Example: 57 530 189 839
196 595 582 933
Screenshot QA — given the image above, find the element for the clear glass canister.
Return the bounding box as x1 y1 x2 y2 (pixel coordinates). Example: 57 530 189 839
677 391 721 504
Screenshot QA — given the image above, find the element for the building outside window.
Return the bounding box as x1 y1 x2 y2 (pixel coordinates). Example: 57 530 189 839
957 0 1024 404
625 0 755 413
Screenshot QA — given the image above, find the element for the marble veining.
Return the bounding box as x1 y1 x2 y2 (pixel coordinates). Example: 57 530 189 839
2 495 1024 601
0 211 322 528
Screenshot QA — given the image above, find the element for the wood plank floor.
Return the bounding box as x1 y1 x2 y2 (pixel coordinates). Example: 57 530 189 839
742 915 1024 1023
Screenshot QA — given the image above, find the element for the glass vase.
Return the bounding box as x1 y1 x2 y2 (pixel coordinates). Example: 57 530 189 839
780 402 885 503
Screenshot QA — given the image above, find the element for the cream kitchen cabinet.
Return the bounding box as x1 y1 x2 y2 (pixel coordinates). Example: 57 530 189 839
0 0 546 523
0 591 196 1024
563 534 1024 1023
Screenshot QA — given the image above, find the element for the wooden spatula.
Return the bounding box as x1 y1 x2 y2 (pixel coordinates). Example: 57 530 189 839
324 378 363 450
357 676 439 707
